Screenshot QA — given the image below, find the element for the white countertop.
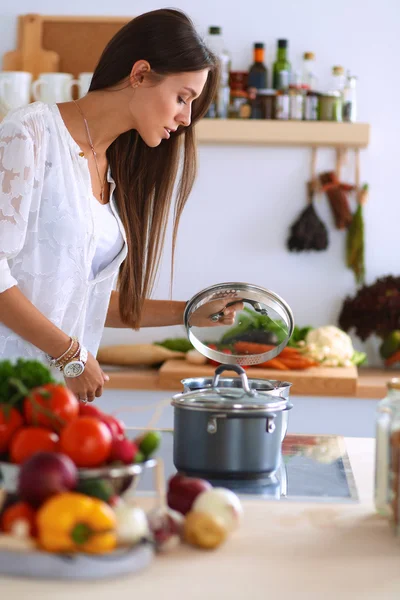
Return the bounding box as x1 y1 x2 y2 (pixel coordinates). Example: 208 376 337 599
1 438 400 600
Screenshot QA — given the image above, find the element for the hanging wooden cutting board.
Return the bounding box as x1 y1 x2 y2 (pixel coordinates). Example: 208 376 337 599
2 14 59 78
158 359 358 397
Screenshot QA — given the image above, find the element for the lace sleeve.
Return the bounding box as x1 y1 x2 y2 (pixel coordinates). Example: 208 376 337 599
0 118 35 294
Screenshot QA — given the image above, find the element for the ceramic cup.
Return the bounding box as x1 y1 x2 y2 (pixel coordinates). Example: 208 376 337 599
32 73 75 103
72 72 93 98
0 71 32 111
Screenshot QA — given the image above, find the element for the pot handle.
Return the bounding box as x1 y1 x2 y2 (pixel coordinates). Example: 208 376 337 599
212 364 255 396
266 413 277 434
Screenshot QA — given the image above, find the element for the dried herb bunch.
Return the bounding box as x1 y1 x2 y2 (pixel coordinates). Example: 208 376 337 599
338 276 400 340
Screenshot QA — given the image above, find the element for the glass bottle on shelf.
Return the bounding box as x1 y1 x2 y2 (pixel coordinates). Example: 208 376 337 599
331 65 346 93
247 43 268 90
343 73 358 122
205 26 231 118
273 39 291 90
301 52 317 90
289 71 305 120
275 74 289 120
375 379 400 518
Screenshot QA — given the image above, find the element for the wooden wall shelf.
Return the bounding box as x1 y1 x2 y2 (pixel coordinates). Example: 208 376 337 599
196 119 370 148
2 14 370 150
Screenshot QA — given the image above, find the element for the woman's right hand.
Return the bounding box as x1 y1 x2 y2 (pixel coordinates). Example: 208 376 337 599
64 352 109 403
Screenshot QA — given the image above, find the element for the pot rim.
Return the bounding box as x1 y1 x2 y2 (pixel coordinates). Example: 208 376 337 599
171 389 292 415
181 376 293 390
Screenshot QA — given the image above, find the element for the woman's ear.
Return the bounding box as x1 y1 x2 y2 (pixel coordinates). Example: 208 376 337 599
130 60 151 88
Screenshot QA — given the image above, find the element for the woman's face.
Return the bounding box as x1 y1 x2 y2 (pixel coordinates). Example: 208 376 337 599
129 69 209 147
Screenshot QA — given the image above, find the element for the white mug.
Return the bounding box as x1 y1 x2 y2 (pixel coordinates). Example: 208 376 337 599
0 71 32 111
72 72 93 98
32 73 75 103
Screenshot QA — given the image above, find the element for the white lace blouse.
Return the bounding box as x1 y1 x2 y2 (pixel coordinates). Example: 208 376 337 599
0 101 128 362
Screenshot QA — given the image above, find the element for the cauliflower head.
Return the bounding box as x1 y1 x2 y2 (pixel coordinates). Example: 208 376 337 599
304 326 355 367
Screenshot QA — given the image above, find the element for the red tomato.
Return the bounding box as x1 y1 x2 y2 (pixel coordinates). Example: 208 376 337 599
60 417 112 468
0 501 37 537
79 403 103 418
9 427 59 464
0 407 24 455
24 384 79 431
98 414 125 441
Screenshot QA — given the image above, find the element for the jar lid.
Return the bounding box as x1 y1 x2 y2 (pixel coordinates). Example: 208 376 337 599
257 89 276 96
184 282 294 366
388 378 400 390
172 365 292 414
304 52 315 60
322 91 341 98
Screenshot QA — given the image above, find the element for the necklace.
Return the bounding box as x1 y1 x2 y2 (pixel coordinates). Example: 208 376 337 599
73 100 105 203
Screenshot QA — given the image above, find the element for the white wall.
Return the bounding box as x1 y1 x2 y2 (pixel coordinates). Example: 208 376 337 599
1 0 399 363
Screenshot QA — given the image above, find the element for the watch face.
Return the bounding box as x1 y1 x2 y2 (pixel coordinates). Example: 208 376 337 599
64 360 84 378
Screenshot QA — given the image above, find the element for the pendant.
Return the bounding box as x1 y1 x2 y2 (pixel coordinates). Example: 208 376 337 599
79 151 84 157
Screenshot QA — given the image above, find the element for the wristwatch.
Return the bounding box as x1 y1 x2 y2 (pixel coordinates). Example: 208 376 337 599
63 345 88 378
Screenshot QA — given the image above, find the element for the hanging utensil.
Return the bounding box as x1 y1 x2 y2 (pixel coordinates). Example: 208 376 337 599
346 148 367 285
287 147 329 252
319 148 353 230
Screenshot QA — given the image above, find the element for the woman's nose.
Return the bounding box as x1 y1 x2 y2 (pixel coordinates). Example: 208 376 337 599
177 106 191 127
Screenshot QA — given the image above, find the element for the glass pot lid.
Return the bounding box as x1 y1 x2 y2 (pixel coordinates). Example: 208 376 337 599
184 282 294 366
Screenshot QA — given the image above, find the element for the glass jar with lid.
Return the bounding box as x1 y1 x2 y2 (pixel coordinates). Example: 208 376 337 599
319 91 343 122
375 379 400 517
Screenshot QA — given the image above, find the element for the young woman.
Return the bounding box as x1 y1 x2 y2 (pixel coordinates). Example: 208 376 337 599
0 9 241 403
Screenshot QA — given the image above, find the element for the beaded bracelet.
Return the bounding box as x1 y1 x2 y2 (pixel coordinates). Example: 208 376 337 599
47 337 79 371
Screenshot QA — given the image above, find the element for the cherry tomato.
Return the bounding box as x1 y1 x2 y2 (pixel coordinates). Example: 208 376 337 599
0 501 37 537
24 384 79 431
98 414 125 441
60 417 112 468
0 407 24 455
9 427 59 464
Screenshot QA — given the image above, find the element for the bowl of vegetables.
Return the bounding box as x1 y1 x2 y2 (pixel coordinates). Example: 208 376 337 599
0 359 161 498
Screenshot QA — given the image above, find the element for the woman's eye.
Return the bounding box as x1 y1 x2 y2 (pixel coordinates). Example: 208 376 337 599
178 96 187 105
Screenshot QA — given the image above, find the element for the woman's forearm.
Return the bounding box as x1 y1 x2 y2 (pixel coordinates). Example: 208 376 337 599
105 291 186 328
0 286 72 358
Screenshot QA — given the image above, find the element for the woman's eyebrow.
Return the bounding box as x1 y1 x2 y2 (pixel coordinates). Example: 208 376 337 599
183 87 198 98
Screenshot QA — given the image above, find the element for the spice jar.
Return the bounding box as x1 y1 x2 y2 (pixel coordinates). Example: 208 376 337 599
229 71 248 92
304 91 320 121
275 89 289 120
258 89 276 119
229 90 250 119
375 379 400 517
319 91 343 122
250 89 276 119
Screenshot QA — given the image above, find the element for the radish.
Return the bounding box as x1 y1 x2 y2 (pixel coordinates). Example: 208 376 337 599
109 437 138 464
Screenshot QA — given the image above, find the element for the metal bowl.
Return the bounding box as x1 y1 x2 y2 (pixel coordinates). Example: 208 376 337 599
0 458 156 496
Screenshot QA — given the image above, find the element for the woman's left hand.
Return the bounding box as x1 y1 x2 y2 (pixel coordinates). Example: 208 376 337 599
188 299 244 328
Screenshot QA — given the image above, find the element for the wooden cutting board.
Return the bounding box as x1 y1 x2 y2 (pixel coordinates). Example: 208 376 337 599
2 15 59 78
158 359 358 397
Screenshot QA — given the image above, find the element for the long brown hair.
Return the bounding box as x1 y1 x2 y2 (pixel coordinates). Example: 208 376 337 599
89 9 219 328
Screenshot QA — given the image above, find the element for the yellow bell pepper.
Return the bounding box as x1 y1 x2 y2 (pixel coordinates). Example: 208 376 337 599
36 492 117 554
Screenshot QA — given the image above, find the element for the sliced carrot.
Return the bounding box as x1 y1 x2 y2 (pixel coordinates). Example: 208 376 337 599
255 358 290 370
234 342 275 354
385 350 400 367
234 341 302 357
278 357 317 370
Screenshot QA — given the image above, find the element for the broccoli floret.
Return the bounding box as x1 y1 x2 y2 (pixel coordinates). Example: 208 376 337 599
0 359 54 410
